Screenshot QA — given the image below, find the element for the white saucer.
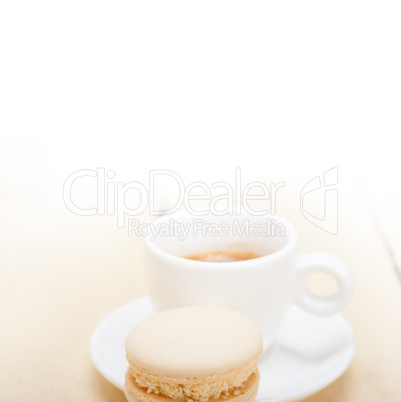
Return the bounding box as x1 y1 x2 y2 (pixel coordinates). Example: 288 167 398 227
90 297 355 402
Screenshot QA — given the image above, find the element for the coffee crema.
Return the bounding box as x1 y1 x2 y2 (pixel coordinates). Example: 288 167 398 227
184 250 261 262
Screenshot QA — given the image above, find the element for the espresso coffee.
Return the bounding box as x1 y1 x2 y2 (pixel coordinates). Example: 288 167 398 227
184 250 261 262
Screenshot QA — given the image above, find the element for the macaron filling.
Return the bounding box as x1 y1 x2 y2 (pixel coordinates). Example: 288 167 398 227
128 357 259 401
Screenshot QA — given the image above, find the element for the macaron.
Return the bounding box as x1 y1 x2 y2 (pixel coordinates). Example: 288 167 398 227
124 305 263 402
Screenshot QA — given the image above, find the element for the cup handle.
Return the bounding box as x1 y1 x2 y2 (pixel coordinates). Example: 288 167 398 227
294 252 354 316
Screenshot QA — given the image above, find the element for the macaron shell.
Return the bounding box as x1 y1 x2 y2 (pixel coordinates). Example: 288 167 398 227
125 306 263 377
124 369 260 402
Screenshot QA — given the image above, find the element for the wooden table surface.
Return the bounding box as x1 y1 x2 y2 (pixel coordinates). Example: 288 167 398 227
1 182 400 402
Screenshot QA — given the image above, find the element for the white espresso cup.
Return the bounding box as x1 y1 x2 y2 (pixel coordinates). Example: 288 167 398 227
144 210 354 349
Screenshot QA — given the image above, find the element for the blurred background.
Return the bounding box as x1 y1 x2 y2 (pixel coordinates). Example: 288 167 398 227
1 1 400 192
